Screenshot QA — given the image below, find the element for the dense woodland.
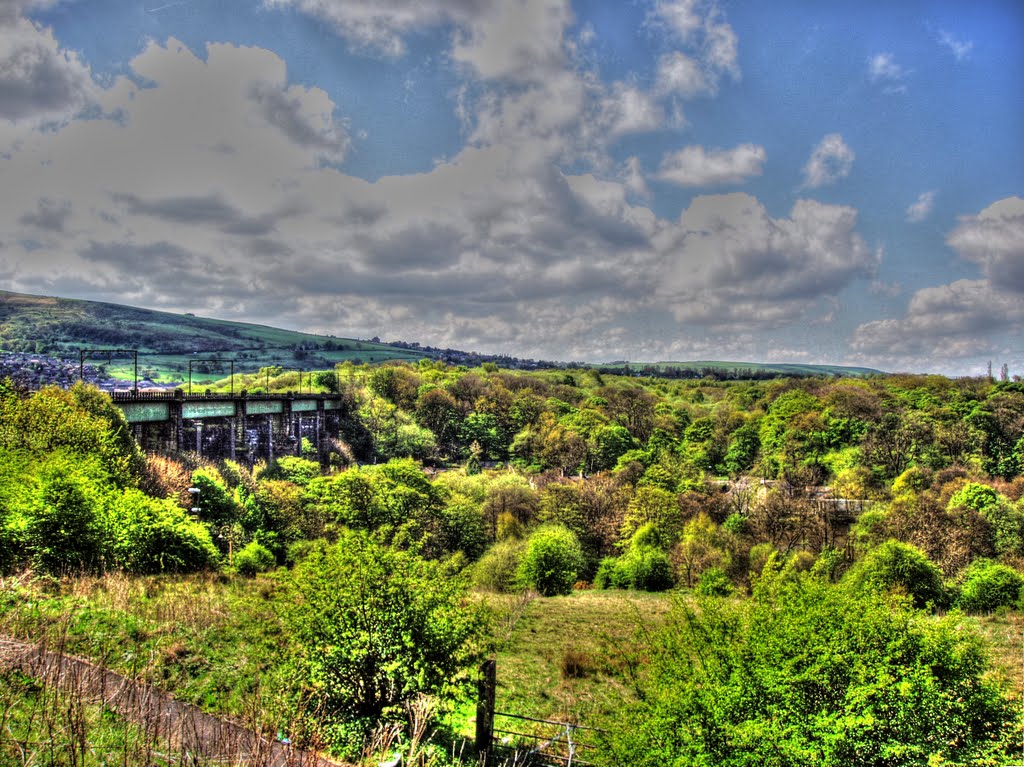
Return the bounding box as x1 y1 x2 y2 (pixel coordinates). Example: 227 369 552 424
3 364 1024 765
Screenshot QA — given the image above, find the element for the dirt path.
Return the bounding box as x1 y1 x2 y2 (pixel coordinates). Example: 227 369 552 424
0 634 346 766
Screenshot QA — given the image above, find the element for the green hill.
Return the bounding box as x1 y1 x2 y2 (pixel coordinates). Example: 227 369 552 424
596 359 882 378
0 290 426 382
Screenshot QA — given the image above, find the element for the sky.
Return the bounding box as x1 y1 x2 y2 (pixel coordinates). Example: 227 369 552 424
0 0 1021 375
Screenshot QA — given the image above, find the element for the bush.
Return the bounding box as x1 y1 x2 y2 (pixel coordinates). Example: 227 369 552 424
24 469 103 575
844 540 947 609
104 488 219 573
288 534 485 756
595 547 675 592
517 524 584 596
473 538 527 592
607 570 1019 766
694 566 734 596
234 541 276 576
956 559 1024 613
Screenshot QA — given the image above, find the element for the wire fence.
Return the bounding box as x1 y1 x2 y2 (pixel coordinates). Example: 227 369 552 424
489 711 604 767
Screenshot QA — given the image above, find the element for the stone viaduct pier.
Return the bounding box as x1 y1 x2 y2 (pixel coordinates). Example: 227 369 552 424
111 390 348 464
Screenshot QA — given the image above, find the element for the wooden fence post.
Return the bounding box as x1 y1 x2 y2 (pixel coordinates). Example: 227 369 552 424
476 659 496 766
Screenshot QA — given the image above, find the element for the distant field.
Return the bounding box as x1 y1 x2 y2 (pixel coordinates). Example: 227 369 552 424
0 289 427 381
596 359 882 377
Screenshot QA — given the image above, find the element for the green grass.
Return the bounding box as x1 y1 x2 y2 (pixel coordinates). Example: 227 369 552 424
0 573 300 732
0 669 179 767
486 589 672 729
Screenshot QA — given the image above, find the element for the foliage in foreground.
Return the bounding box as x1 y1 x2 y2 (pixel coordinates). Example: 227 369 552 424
287 533 487 757
606 562 1020 767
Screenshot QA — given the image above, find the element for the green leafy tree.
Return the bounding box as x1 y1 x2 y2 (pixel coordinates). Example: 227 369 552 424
25 468 103 574
844 539 947 609
288 534 485 755
517 524 584 596
956 559 1024 613
103 488 219 573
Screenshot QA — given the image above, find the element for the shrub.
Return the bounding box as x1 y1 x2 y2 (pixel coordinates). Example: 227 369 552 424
517 524 584 596
956 559 1024 613
597 547 675 592
473 538 527 592
844 540 947 609
607 570 1019 766
288 534 485 756
104 488 219 573
694 566 734 596
234 541 276 576
593 557 619 589
25 469 103 575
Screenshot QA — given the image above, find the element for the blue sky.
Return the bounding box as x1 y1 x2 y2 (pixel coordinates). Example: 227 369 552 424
0 0 1021 375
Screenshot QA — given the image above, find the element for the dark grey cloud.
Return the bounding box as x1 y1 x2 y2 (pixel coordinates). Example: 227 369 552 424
354 222 464 270
249 81 349 159
112 192 281 237
18 197 71 232
81 239 198 269
0 19 93 121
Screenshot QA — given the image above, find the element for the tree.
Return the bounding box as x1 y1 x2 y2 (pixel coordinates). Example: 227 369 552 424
844 539 947 609
956 559 1024 613
24 467 103 574
288 534 485 756
517 524 584 596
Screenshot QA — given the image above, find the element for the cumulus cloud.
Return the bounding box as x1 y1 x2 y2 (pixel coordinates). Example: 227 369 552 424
0 4 887 364
852 197 1024 367
905 190 936 223
594 82 663 139
946 196 1024 292
261 0 466 57
653 194 878 326
452 0 572 83
852 279 1024 357
0 14 94 123
655 143 765 187
801 133 854 188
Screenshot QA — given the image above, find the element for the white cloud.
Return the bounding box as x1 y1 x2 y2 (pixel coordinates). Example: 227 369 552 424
594 82 663 139
946 196 1024 292
867 52 908 92
852 279 1024 357
937 29 973 61
261 0 463 57
648 0 739 96
905 190 936 223
653 194 878 327
801 133 854 189
452 0 573 83
622 156 649 198
852 197 1024 368
655 143 765 187
655 51 708 97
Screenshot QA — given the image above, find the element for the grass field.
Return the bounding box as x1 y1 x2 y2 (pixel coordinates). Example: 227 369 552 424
3 573 1021 764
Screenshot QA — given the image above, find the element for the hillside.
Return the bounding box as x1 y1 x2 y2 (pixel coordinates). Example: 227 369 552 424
0 289 883 383
597 359 883 378
0 289 427 381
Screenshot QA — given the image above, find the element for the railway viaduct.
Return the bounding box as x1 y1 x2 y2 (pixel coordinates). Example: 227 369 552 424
110 390 348 464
